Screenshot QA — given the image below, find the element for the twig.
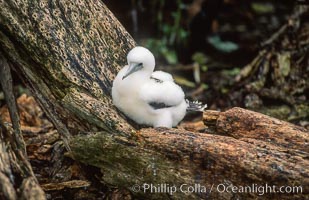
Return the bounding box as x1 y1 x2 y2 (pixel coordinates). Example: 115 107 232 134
0 51 25 153
261 5 309 47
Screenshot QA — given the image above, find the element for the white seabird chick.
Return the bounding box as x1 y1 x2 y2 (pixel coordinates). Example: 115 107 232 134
112 46 206 128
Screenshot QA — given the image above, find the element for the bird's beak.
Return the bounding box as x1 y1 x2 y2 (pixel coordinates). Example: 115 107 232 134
122 63 143 80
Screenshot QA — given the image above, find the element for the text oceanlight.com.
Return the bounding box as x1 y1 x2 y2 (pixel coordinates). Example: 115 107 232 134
130 183 303 196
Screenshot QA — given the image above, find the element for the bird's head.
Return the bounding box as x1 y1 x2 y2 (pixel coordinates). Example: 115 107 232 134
123 46 155 79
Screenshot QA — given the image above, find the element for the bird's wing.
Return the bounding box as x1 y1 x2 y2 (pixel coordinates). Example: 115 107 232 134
140 80 185 110
151 71 174 82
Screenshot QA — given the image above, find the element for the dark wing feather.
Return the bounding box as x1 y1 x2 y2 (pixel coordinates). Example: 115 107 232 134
140 77 185 110
148 102 173 110
150 76 163 83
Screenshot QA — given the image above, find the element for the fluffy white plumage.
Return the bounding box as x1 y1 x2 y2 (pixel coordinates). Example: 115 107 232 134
151 71 173 82
112 46 205 128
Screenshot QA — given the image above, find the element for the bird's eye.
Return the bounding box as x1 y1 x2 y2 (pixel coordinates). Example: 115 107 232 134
138 63 143 67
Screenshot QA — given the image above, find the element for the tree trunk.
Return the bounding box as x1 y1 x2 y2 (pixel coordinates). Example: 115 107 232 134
0 0 136 149
0 1 308 199
0 52 45 199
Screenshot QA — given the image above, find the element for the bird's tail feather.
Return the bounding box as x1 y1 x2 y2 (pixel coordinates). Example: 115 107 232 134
186 99 207 112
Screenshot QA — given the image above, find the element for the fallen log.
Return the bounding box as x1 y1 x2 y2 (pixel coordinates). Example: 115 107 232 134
0 0 308 199
70 110 308 199
203 108 309 153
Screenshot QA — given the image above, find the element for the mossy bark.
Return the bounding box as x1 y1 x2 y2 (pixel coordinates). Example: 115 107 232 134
0 1 308 200
0 0 135 148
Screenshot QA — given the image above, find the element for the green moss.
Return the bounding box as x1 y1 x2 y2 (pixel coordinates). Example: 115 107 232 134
258 103 309 122
290 103 309 121
70 132 197 199
258 105 291 120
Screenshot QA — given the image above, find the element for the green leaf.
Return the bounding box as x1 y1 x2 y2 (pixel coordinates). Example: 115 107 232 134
222 68 241 76
221 87 229 94
277 53 291 77
179 29 188 40
207 35 239 53
192 52 207 65
161 49 178 65
251 2 275 14
174 76 196 88
201 83 209 90
201 65 208 72
162 24 171 34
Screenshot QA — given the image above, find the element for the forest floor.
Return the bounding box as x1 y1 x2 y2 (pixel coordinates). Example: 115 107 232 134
0 1 308 199
0 94 207 199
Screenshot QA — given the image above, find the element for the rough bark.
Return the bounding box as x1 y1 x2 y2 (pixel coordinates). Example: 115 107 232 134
0 52 45 199
0 120 45 200
203 108 308 153
0 0 308 200
70 108 308 199
0 0 135 150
